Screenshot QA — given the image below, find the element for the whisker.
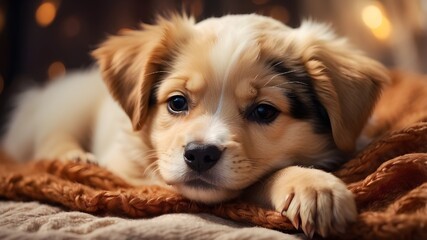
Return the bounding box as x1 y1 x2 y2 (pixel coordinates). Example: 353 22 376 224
263 69 298 87
263 61 283 87
130 149 158 160
143 153 159 161
269 60 284 69
231 156 278 170
143 161 160 176
267 81 308 90
252 74 259 82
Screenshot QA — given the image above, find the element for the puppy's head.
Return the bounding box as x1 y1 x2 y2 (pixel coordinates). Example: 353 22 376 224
93 14 389 203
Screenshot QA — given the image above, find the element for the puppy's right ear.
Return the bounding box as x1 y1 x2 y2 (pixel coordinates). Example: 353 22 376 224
92 15 194 130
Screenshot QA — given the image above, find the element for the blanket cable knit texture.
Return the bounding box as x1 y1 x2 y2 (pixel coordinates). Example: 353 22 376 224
1 122 427 239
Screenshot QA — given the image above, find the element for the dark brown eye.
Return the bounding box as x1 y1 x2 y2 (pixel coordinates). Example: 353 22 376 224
248 104 279 124
167 95 188 114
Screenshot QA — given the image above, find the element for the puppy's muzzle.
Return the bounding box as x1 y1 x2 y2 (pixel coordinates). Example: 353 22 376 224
184 142 222 173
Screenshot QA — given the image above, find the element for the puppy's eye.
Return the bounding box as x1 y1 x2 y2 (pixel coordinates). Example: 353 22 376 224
167 95 188 114
248 104 279 124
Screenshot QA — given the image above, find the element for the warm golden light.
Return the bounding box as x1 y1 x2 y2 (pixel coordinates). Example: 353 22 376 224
362 5 383 29
372 17 391 40
0 9 5 33
361 3 392 40
35 1 57 27
118 28 131 35
48 61 66 79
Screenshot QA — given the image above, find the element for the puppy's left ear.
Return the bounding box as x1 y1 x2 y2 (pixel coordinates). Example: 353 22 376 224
294 22 390 152
92 14 194 130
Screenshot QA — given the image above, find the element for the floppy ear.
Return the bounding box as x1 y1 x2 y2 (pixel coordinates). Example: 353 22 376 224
293 22 390 152
92 14 194 130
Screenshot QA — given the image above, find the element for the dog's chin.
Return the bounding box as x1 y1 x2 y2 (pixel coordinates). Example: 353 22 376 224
175 180 241 204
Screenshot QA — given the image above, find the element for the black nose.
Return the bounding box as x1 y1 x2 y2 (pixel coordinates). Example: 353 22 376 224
184 142 223 172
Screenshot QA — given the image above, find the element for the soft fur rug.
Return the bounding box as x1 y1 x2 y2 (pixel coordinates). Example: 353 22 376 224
1 121 427 239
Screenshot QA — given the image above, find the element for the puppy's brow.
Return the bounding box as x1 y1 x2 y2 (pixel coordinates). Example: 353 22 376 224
264 70 300 88
149 79 163 106
266 59 302 79
264 59 331 133
263 59 309 91
147 68 172 106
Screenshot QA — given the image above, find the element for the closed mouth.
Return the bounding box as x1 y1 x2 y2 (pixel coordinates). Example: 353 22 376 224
184 179 217 190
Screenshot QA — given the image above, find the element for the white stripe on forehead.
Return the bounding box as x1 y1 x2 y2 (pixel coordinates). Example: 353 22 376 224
209 26 257 117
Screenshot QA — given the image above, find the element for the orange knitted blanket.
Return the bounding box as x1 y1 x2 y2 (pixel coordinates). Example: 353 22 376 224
1 122 427 239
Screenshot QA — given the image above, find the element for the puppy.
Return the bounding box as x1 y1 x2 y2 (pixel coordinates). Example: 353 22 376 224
1 14 389 237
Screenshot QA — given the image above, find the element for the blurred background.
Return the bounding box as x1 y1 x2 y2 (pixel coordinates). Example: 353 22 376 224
0 0 426 130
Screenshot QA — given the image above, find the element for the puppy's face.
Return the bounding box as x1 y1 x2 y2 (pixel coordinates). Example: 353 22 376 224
150 43 335 203
93 14 388 203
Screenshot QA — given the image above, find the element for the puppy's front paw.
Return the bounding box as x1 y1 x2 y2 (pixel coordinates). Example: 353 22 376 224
62 150 98 164
271 167 356 238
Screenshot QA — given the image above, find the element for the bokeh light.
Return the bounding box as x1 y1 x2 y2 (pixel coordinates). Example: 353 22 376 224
362 3 392 40
362 5 383 29
48 61 66 79
35 1 58 27
371 17 391 40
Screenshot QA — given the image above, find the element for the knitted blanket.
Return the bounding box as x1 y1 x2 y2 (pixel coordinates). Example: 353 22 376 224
1 122 427 240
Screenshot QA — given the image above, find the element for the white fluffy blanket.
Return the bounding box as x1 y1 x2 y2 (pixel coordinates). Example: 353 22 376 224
0 201 302 239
